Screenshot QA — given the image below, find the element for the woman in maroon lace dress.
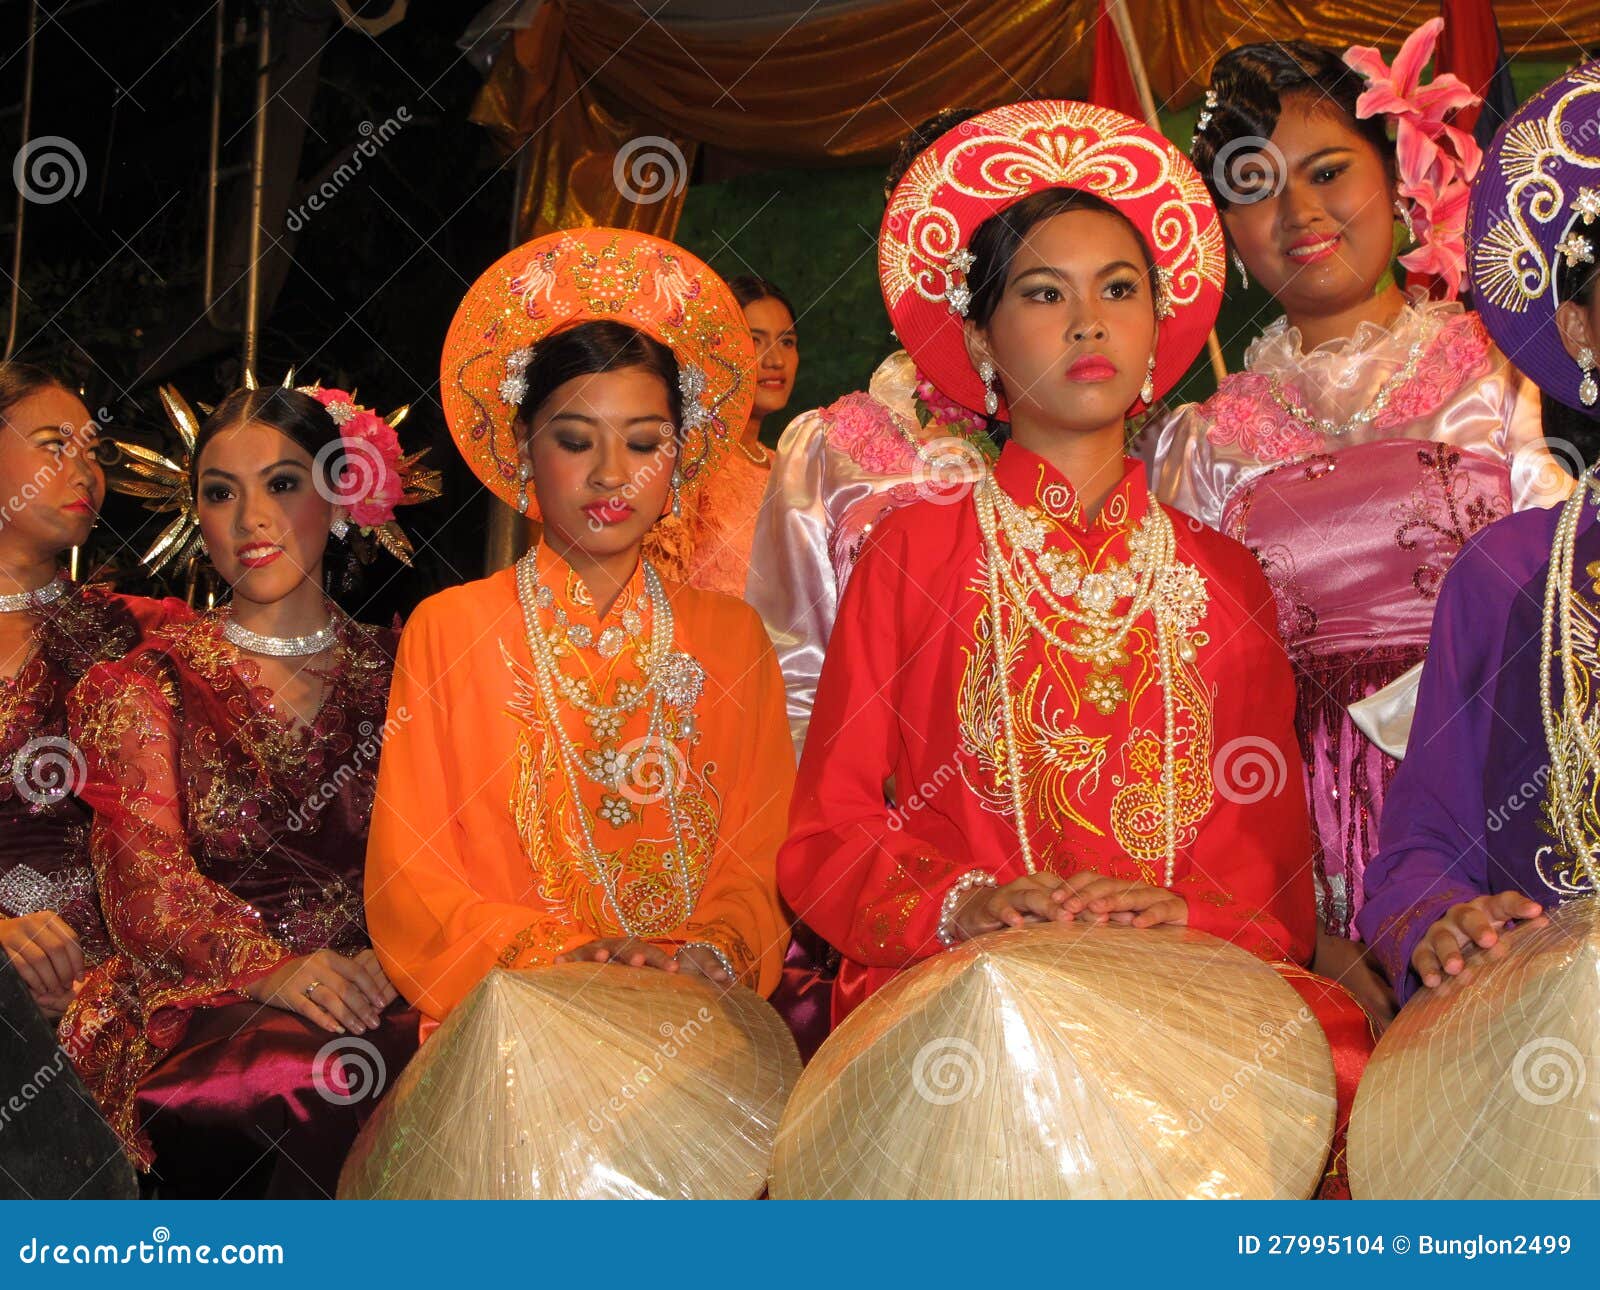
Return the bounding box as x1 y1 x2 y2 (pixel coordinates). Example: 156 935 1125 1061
61 382 422 1197
0 362 187 1020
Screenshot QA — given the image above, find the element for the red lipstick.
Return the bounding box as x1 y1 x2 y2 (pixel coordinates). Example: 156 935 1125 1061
1065 354 1118 383
583 497 635 526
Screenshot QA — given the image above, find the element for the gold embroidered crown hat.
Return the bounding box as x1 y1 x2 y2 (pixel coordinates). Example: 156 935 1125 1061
439 229 757 516
878 99 1226 420
1468 61 1600 412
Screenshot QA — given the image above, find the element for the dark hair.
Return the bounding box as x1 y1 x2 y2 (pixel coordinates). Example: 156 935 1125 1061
885 108 985 199
515 320 682 436
0 361 73 424
1559 252 1600 313
727 274 798 331
966 187 1154 328
191 385 364 595
1191 41 1392 210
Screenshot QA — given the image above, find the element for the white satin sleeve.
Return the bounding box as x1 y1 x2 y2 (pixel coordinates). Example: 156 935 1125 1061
1498 360 1570 509
744 406 834 759
1141 401 1233 528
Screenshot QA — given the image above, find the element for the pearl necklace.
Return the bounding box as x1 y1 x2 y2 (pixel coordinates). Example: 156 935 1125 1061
1262 328 1431 438
1540 473 1600 889
514 553 705 938
221 613 339 658
0 577 68 615
973 474 1207 887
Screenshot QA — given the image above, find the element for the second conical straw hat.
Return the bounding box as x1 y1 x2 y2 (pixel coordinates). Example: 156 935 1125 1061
338 964 801 1199
770 923 1336 1199
1351 895 1600 1199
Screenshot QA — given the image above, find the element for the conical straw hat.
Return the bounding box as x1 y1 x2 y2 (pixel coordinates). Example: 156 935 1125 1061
338 964 801 1199
769 923 1335 1199
1351 895 1600 1199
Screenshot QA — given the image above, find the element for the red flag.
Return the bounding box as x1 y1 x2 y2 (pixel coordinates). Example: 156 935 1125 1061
1436 0 1511 138
1089 0 1143 120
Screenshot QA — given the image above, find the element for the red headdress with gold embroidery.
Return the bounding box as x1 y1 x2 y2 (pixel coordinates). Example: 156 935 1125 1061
440 229 756 514
878 100 1225 419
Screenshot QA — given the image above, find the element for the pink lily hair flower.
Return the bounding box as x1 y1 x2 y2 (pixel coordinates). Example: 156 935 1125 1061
1343 16 1482 301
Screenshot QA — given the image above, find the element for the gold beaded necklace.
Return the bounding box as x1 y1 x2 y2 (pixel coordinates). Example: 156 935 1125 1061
1539 473 1600 889
972 473 1207 886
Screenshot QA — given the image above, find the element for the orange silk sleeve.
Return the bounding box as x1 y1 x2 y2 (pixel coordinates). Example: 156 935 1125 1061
662 602 792 995
1179 550 1316 966
363 598 591 1024
778 520 978 969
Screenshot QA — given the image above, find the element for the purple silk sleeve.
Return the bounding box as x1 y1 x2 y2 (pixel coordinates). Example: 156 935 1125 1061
1357 506 1561 1001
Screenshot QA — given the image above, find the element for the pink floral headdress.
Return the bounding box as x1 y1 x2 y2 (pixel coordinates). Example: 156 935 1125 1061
1343 17 1482 300
295 383 442 563
108 372 442 577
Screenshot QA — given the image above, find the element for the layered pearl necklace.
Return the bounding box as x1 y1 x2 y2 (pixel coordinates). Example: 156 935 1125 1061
0 577 68 615
222 613 340 658
1540 472 1600 889
514 552 706 938
973 473 1208 887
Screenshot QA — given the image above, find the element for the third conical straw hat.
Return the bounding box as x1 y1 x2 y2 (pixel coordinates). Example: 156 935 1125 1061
338 964 800 1199
1351 895 1600 1199
770 922 1336 1199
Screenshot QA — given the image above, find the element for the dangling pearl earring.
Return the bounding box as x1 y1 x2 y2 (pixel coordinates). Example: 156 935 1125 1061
515 462 532 516
1231 251 1249 290
1140 353 1157 405
978 358 998 417
1580 347 1598 408
1394 197 1416 243
670 468 683 518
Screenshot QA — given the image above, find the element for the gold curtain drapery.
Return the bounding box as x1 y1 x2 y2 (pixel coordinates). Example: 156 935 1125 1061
473 0 1600 243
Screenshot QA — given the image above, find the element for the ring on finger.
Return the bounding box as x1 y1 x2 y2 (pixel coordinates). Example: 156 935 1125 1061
303 979 322 999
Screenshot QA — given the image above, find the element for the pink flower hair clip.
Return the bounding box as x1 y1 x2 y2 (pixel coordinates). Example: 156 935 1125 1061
299 382 443 566
1344 16 1482 300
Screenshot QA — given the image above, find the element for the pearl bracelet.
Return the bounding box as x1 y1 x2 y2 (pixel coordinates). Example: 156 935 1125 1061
937 869 998 949
679 941 738 983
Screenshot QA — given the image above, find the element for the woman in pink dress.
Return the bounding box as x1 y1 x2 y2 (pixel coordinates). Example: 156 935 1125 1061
1144 24 1566 1024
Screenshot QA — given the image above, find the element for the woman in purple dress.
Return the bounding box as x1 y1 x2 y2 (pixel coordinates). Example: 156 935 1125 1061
1359 61 1600 1000
61 379 432 1196
0 362 187 1020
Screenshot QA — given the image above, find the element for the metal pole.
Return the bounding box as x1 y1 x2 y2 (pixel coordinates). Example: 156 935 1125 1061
1104 0 1227 385
202 0 224 321
5 0 39 359
242 3 269 377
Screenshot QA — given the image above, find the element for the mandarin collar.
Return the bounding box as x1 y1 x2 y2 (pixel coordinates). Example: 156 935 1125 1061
992 440 1149 535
